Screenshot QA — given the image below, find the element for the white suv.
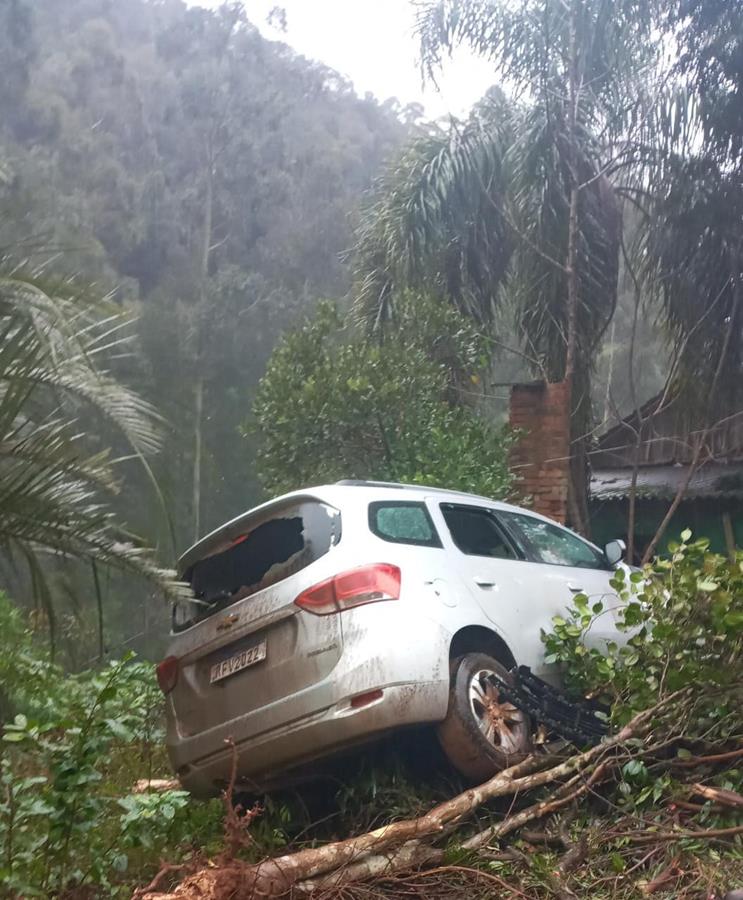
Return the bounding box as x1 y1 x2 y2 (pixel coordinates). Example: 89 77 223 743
159 481 625 796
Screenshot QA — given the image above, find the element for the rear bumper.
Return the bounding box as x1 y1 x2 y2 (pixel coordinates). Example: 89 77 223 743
167 605 452 797
174 679 446 797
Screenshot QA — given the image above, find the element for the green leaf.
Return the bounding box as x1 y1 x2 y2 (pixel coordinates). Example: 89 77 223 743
697 579 719 592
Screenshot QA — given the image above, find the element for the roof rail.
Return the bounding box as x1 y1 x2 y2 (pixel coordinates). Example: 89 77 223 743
334 479 497 502
335 479 406 489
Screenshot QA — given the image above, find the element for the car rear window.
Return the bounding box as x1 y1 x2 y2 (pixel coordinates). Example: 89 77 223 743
174 500 341 630
369 501 441 547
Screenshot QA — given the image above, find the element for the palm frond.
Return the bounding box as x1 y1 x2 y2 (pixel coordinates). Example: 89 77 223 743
0 273 164 455
353 94 515 326
507 104 620 380
416 0 657 127
0 266 185 601
644 157 743 416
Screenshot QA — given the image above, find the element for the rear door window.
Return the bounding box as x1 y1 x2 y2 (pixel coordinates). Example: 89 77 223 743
440 504 519 559
369 501 441 547
174 500 341 630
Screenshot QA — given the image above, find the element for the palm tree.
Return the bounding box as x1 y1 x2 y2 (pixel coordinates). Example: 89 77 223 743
0 262 182 639
354 0 659 533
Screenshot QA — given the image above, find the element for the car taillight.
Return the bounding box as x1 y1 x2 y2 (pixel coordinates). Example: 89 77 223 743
156 655 179 694
295 563 401 616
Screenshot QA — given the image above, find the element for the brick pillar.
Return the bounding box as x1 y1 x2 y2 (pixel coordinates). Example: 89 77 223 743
509 380 570 523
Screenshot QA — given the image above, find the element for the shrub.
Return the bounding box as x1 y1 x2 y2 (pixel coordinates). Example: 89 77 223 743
249 294 514 499
0 594 222 897
543 531 743 740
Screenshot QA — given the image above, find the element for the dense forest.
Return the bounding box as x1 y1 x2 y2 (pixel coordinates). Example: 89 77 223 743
0 0 414 657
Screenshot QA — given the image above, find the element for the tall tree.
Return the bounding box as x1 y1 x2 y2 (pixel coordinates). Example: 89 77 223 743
354 0 659 534
627 0 743 561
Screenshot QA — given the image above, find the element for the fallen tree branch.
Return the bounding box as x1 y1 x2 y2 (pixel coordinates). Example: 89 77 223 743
133 779 181 794
638 857 683 895
295 840 444 894
691 784 743 810
400 865 534 899
131 862 200 900
671 746 743 769
609 823 743 845
138 695 686 899
463 761 612 850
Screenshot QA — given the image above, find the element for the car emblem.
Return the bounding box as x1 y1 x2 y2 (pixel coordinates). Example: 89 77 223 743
216 613 240 631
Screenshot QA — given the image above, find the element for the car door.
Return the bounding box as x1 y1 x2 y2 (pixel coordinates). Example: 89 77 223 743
493 510 620 669
435 502 565 680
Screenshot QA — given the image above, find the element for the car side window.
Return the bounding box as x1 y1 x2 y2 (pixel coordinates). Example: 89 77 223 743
369 501 442 547
441 504 519 559
498 511 607 569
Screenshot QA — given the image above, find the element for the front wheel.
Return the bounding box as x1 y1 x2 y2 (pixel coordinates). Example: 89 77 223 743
436 653 532 782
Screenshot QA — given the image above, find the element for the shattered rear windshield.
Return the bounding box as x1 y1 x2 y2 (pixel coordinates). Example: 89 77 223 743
173 500 341 631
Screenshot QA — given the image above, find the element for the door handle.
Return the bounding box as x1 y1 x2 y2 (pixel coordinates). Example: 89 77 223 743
474 577 496 589
567 583 584 593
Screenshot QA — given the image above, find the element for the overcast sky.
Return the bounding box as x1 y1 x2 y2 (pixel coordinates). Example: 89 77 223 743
188 0 496 117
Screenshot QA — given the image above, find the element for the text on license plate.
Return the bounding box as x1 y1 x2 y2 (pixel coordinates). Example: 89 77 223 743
210 641 267 684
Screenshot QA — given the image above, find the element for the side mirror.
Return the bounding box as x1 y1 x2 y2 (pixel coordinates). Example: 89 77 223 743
604 539 626 567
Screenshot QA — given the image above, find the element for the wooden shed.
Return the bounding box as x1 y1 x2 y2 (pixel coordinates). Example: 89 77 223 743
588 393 743 561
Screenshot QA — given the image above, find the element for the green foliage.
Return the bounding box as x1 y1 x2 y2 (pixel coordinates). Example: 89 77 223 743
643 157 743 417
358 0 658 377
250 293 514 498
0 267 181 606
0 594 63 722
0 0 408 559
673 0 743 165
543 532 743 739
0 594 222 897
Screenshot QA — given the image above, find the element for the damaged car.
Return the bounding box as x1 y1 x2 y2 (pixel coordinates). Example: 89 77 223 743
159 481 627 797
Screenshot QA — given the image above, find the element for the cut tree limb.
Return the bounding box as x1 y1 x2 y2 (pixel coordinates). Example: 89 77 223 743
295 840 444 894
138 697 684 899
463 761 612 850
133 779 181 794
691 784 743 809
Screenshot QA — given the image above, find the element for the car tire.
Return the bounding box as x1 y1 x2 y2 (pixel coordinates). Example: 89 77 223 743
436 652 532 782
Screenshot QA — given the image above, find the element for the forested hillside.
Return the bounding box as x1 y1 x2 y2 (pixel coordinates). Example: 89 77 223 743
0 0 407 558
0 0 413 658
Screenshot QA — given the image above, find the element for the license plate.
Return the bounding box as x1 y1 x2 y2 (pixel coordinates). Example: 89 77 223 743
210 640 267 684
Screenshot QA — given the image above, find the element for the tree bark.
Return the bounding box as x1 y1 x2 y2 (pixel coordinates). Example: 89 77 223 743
192 376 204 543
192 149 213 544
139 699 673 899
563 0 588 536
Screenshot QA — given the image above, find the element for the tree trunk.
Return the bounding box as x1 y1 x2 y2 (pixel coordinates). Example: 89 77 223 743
563 0 587 535
192 376 204 543
564 185 580 383
192 151 213 543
